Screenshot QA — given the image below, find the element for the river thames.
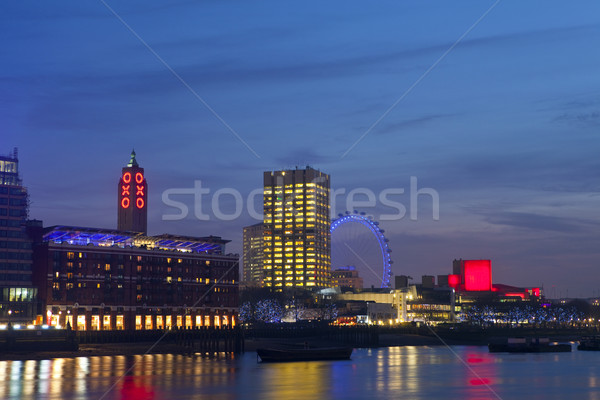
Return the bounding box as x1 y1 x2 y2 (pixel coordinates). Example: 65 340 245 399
1 344 599 400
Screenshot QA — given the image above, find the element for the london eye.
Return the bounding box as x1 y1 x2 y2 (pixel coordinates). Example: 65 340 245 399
330 211 393 288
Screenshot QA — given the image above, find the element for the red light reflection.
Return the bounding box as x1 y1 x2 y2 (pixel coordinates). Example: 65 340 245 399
469 378 491 386
467 357 484 363
120 376 156 400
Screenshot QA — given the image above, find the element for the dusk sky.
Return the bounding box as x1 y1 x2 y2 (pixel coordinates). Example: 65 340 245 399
3 1 599 296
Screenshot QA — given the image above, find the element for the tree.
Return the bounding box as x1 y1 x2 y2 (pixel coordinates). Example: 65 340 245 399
238 302 255 323
255 299 284 323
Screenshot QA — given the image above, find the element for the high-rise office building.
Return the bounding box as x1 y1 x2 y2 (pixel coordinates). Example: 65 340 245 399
0 148 37 323
263 167 331 290
242 222 264 284
117 150 148 234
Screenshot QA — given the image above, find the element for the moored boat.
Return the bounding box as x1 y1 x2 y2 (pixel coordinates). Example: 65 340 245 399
578 336 600 351
257 346 353 362
488 337 571 353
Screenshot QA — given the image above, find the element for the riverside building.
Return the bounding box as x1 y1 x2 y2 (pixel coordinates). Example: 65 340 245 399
242 222 264 285
0 148 37 324
28 151 239 330
263 167 331 290
31 226 238 330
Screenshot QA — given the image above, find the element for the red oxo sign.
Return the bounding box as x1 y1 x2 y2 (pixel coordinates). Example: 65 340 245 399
121 171 145 209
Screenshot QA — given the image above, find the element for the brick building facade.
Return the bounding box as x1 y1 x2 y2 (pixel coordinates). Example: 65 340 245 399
31 226 238 330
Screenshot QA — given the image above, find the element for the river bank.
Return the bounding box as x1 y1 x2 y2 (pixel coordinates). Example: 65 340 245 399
0 342 185 361
0 330 586 361
0 334 455 361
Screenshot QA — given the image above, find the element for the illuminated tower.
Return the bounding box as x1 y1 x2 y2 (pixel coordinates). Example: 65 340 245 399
118 150 147 234
263 167 330 290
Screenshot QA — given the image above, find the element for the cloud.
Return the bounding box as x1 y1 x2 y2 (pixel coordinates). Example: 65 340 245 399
553 111 600 127
478 210 590 233
374 114 455 135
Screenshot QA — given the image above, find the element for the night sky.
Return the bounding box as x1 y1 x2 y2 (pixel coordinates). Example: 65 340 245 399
3 1 599 296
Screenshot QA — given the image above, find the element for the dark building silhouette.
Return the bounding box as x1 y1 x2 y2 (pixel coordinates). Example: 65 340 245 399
242 222 264 284
0 148 37 324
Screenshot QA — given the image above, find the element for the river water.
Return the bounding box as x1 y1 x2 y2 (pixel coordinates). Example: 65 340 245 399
1 344 599 400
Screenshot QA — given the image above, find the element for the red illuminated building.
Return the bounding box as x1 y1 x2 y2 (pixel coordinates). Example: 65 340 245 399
452 259 492 292
118 150 147 234
447 274 461 289
463 260 492 291
446 259 541 301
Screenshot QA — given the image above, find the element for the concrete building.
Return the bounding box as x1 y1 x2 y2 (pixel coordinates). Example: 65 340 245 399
445 259 541 303
242 222 263 284
406 285 455 322
0 148 38 324
336 280 456 324
336 289 403 323
263 166 331 290
422 275 435 289
394 275 410 289
332 266 363 289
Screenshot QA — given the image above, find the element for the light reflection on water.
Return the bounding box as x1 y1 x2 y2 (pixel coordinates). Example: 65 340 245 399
0 346 599 400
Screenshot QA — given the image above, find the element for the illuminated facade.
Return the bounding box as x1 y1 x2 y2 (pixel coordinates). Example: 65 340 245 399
242 222 264 284
0 148 38 323
31 226 238 330
464 260 492 291
336 284 456 324
445 259 541 303
263 167 331 290
25 151 239 329
118 150 147 234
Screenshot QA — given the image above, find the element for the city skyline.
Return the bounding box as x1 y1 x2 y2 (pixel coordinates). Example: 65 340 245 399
3 1 600 296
